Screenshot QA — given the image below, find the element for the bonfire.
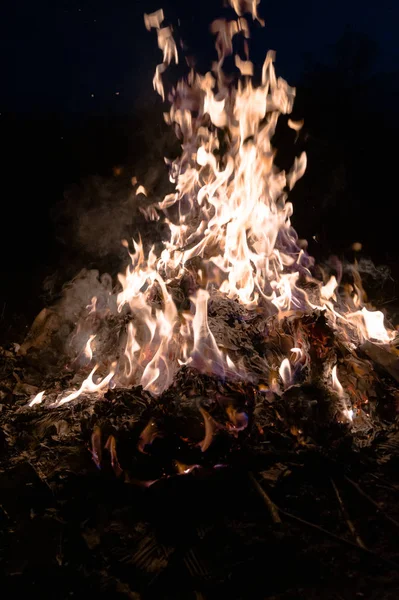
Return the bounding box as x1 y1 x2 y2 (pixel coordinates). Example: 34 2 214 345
1 1 399 597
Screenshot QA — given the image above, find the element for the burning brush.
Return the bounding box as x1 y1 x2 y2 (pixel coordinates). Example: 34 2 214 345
8 0 399 473
2 5 399 595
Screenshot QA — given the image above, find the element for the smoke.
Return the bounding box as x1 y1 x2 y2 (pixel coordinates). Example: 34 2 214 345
41 110 180 320
53 167 169 262
23 114 179 358
57 269 116 324
50 109 180 288
354 258 393 284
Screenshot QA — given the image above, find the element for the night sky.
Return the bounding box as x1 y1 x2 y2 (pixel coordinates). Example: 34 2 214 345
1 0 399 115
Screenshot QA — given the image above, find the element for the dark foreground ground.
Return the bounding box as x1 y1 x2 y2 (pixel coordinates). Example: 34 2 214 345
2 455 399 600
1 346 399 599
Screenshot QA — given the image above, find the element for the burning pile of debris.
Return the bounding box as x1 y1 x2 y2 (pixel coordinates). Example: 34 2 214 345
1 1 399 597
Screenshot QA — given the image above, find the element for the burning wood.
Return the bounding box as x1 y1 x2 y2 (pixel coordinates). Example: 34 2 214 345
15 2 395 413
1 2 399 594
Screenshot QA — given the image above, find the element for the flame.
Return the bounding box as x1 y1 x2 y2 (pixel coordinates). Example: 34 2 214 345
138 420 159 453
331 365 353 422
135 185 147 196
290 347 303 363
29 390 45 407
347 307 395 344
199 407 217 452
29 3 395 412
86 297 97 314
105 435 123 477
321 276 337 301
189 289 225 375
226 405 248 431
57 364 115 406
279 358 292 389
331 365 344 396
175 461 199 475
83 334 96 362
120 3 394 395
145 8 308 312
90 425 102 469
144 9 178 100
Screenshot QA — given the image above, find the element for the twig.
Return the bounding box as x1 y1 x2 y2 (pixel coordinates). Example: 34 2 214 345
250 475 398 569
278 507 399 570
28 460 53 495
345 476 399 531
56 531 64 566
369 472 399 494
330 478 367 549
249 472 282 524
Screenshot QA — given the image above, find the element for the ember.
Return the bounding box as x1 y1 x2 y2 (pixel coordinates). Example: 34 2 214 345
1 1 399 597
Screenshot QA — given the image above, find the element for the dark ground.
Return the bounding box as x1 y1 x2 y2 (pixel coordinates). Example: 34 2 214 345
1 361 399 600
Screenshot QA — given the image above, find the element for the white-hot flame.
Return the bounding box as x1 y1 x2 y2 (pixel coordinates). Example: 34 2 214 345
189 289 225 376
279 358 292 388
290 347 303 363
331 365 353 422
29 390 45 407
331 365 344 397
84 334 96 361
29 4 395 410
86 296 97 314
58 365 115 406
347 307 395 344
321 276 337 300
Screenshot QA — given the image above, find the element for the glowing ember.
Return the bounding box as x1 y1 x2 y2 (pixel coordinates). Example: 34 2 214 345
105 435 123 477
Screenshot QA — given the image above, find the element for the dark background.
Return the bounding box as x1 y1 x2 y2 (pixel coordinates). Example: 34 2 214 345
1 0 399 339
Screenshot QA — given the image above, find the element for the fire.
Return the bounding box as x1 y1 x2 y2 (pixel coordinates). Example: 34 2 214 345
57 364 116 406
347 307 396 344
188 289 226 376
331 365 354 422
279 358 292 389
290 347 303 363
83 334 96 362
29 390 45 407
28 1 395 411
